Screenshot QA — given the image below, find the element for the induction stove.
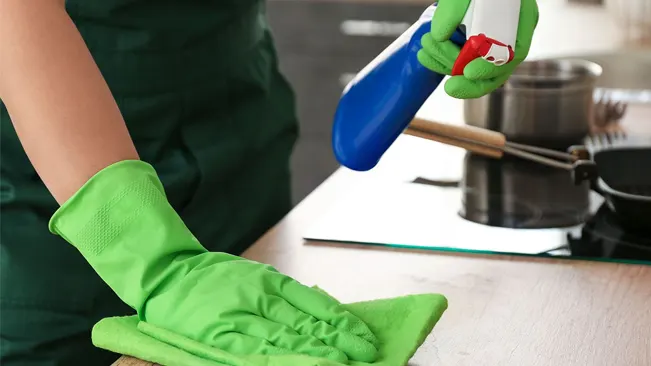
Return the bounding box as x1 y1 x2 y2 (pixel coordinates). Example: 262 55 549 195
303 150 651 265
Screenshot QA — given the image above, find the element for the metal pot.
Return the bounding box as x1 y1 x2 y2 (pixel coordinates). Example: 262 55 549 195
464 59 603 149
460 152 592 229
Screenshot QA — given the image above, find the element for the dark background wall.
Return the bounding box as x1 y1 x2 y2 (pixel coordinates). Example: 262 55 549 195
266 0 426 204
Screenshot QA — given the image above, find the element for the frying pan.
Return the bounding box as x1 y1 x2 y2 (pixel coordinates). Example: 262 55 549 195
577 145 651 231
404 118 651 230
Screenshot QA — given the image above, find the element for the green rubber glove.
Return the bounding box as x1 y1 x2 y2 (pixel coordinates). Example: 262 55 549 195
417 0 539 99
49 160 379 363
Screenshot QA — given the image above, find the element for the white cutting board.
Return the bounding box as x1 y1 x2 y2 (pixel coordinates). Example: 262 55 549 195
303 181 581 255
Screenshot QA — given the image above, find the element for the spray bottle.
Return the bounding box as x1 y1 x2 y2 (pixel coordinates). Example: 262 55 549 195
332 0 521 171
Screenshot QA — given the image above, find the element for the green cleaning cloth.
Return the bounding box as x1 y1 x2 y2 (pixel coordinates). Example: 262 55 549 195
93 292 448 366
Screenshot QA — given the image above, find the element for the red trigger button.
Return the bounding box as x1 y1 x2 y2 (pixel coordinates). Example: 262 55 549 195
451 34 487 76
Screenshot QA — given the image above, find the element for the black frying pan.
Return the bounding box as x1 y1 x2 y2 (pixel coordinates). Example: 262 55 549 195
582 147 651 231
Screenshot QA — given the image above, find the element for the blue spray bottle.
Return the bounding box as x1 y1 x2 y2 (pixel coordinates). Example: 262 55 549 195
332 1 521 171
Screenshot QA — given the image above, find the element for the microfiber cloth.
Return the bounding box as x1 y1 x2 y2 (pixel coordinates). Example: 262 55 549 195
92 291 448 366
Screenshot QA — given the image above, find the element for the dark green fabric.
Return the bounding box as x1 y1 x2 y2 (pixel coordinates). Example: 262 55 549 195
0 1 299 364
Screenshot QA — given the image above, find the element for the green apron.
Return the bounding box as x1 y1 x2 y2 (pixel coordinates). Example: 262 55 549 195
0 1 298 364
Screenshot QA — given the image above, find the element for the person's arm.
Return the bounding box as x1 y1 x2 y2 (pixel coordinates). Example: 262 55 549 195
1 2 381 361
0 0 139 204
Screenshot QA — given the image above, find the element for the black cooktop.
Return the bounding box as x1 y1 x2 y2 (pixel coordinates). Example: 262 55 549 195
448 153 651 264
563 203 651 263
305 148 651 265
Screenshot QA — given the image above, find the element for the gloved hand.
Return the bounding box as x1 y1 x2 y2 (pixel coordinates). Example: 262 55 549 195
417 0 539 99
49 160 379 363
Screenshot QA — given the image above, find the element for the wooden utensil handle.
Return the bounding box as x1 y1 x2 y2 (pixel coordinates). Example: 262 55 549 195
405 118 506 158
404 129 504 158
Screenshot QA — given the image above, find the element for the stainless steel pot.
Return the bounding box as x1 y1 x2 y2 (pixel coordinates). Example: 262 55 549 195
464 59 603 148
460 152 592 229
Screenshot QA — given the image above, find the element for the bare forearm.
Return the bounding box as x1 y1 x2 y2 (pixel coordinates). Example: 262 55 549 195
0 0 139 204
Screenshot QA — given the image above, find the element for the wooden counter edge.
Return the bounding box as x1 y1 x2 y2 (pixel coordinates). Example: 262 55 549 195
113 356 155 366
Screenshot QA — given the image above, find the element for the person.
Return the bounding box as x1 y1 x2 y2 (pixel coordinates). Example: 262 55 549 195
0 0 538 364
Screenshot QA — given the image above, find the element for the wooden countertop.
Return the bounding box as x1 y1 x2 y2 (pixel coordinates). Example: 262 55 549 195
115 128 651 366
114 1 651 365
116 142 651 366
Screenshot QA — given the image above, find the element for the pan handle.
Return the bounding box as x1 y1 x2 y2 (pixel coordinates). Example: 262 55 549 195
588 177 607 197
567 145 601 187
404 118 507 159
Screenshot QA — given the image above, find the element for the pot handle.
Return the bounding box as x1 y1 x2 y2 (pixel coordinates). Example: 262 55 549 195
404 118 507 159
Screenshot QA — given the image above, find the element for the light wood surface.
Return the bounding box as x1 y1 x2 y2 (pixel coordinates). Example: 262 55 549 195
114 1 651 365
113 357 154 366
115 136 651 366
113 107 651 366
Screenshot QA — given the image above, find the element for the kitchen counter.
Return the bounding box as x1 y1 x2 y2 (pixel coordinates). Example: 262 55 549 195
116 112 651 366
115 127 651 366
114 1 651 365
